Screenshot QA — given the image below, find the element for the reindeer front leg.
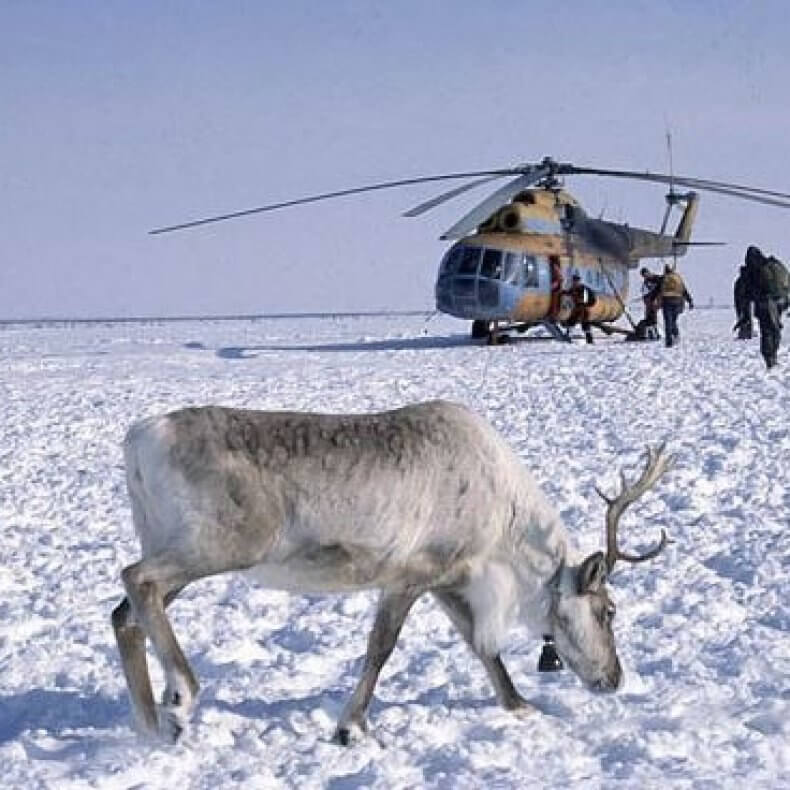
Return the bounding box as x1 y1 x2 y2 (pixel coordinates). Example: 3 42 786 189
433 589 532 714
111 596 159 735
335 589 420 745
121 558 199 743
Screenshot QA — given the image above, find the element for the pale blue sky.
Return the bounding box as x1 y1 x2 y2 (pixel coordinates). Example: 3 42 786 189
2 1 789 318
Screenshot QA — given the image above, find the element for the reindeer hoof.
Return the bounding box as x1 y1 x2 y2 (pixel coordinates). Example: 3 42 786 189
509 702 535 719
158 704 188 744
500 692 534 717
332 719 367 746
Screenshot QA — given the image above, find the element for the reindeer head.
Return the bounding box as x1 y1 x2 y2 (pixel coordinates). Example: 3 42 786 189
547 445 674 692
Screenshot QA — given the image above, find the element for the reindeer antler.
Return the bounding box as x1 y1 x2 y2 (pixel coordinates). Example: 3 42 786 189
595 444 675 574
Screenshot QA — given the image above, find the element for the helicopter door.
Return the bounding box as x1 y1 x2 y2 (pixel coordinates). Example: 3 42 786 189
544 255 561 317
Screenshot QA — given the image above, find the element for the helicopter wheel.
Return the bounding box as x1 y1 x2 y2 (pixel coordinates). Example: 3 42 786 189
471 319 491 339
486 331 509 346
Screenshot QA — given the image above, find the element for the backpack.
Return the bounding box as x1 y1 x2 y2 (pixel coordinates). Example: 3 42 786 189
661 271 685 299
759 256 790 300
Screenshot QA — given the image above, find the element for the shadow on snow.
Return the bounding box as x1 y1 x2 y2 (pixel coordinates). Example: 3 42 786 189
0 689 127 745
206 332 574 360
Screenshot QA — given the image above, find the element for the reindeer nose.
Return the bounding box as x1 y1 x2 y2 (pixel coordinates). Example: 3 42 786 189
611 659 623 691
608 656 623 691
592 658 622 693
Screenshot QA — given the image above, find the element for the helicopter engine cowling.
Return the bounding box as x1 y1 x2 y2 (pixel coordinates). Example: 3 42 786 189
498 203 527 232
494 195 569 235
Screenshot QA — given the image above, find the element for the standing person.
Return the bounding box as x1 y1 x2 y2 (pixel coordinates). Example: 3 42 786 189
742 245 790 368
660 263 694 348
733 264 753 339
563 273 596 344
638 266 662 339
549 256 563 318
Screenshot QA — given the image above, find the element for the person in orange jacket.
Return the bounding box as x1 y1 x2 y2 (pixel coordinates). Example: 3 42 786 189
660 263 694 347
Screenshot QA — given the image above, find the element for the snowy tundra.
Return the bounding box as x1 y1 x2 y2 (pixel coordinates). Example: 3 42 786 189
115 400 669 744
0 309 788 788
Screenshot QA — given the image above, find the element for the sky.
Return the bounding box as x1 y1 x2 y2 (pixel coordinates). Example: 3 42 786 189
3 0 790 320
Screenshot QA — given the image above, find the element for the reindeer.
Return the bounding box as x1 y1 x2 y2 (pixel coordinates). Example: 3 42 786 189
111 400 672 744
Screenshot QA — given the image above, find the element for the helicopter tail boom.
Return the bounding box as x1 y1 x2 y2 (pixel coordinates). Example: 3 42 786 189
602 190 700 262
672 191 699 247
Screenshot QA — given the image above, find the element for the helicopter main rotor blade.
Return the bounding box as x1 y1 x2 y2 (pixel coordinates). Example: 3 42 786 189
149 156 790 238
672 175 790 201
403 174 509 217
565 166 790 208
674 181 790 209
440 168 548 240
148 169 519 235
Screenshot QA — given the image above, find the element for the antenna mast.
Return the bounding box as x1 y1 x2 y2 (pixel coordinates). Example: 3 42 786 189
659 130 676 235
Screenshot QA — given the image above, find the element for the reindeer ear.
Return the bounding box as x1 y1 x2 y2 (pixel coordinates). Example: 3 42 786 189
577 552 607 594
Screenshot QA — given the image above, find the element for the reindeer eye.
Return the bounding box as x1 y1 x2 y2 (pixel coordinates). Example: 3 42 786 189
605 603 616 622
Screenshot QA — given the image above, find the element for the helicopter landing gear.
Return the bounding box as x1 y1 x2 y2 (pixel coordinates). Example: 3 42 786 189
471 319 508 344
471 319 491 339
484 322 510 345
541 320 572 342
624 319 661 342
471 320 521 344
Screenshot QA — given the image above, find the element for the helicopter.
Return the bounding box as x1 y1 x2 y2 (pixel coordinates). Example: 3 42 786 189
150 156 790 344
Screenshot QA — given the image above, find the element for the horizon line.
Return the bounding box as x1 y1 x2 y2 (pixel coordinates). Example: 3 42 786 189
0 309 433 327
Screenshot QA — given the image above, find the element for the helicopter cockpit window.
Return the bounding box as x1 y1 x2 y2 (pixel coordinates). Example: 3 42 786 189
502 252 522 284
523 255 539 287
458 246 481 275
441 246 464 274
478 279 498 307
480 248 503 279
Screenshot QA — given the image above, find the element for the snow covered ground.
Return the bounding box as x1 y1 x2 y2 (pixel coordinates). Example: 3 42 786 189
0 309 788 789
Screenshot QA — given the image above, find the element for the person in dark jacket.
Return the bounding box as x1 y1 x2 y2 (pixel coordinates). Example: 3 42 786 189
633 266 662 340
741 245 789 368
549 256 563 318
733 265 753 339
660 264 694 347
563 273 596 344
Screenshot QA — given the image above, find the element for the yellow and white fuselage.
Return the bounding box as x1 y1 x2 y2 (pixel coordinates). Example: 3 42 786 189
435 187 696 327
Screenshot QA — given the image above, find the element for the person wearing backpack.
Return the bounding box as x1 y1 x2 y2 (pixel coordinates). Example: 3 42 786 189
640 267 662 334
660 263 694 348
563 272 596 344
742 245 789 369
733 264 754 339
